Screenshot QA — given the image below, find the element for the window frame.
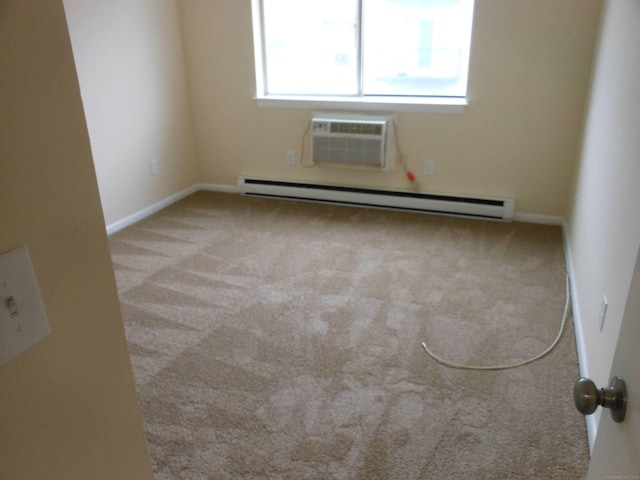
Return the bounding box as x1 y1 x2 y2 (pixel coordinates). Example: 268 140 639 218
251 0 472 113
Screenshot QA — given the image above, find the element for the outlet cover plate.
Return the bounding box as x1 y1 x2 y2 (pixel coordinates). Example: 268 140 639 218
424 160 435 175
0 245 51 366
598 294 608 331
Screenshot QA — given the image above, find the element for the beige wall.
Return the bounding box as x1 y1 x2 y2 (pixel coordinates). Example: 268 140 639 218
0 1 153 478
566 0 640 438
179 0 601 217
64 0 199 228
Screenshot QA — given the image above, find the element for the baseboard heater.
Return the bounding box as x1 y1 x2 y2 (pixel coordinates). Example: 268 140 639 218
238 178 514 221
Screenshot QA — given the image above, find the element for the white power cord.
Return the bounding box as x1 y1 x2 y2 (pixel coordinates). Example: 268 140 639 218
421 273 571 370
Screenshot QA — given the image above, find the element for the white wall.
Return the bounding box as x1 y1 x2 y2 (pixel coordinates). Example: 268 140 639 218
64 0 199 227
566 0 640 440
0 1 153 477
179 0 601 217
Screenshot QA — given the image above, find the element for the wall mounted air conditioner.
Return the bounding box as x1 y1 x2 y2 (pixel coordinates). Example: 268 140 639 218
310 113 396 171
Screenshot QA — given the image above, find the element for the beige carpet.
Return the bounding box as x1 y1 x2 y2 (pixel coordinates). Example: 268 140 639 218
109 191 590 479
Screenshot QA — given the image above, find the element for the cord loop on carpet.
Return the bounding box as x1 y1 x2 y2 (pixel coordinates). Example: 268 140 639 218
421 273 571 371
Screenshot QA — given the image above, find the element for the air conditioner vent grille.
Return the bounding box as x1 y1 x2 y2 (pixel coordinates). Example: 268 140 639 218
313 137 383 167
329 122 384 136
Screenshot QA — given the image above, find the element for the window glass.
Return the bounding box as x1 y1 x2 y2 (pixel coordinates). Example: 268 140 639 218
258 0 474 99
362 0 474 97
262 0 359 95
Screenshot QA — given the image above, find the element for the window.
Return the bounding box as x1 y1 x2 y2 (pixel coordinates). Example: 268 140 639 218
252 0 475 111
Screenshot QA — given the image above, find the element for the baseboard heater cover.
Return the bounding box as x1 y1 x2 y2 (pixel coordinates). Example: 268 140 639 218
238 178 514 221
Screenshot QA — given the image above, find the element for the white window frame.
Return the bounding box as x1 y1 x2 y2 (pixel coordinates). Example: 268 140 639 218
251 0 472 113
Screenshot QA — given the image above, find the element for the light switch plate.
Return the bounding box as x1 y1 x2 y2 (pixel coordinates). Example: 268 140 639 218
0 245 51 366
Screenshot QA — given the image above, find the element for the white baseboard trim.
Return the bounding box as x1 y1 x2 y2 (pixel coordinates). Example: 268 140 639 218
107 186 568 233
561 219 597 452
197 183 240 194
513 212 564 225
106 184 239 235
106 185 200 235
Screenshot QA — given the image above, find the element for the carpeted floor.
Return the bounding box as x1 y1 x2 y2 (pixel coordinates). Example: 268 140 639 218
109 191 590 479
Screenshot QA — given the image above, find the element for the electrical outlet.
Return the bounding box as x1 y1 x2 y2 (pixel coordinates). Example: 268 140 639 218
424 160 435 175
150 159 159 176
598 295 608 331
286 150 297 166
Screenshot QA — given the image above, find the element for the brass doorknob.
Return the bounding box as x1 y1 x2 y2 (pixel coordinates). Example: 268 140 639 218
573 376 627 423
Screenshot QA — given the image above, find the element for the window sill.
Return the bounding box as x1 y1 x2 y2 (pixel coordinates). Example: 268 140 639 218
254 95 467 113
